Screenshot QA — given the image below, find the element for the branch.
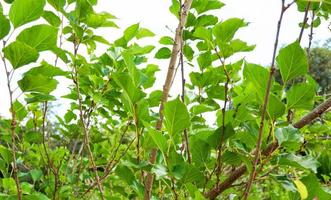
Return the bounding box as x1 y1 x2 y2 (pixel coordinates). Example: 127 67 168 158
242 1 287 198
298 1 311 43
144 1 193 199
205 96 331 199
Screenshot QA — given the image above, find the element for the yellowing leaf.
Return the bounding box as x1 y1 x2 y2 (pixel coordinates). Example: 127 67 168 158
294 179 308 200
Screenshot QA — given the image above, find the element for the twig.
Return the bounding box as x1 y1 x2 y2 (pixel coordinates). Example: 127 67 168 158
242 1 287 199
298 1 311 43
144 1 193 199
71 38 104 199
1 40 22 200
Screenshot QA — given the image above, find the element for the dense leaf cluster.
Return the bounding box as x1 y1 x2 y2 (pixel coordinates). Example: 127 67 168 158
0 0 330 199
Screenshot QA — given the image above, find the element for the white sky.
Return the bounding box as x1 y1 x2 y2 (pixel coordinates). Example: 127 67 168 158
0 0 330 117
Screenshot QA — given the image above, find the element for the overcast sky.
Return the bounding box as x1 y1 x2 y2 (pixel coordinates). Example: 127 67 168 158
1 0 330 117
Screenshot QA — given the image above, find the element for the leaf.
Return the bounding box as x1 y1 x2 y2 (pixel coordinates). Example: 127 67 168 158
192 0 225 14
213 18 247 43
9 0 46 28
287 83 315 110
121 51 144 86
243 63 269 99
47 0 65 11
164 97 190 136
159 36 174 45
278 153 320 173
18 74 58 94
136 28 155 39
0 14 10 40
146 130 167 155
275 126 304 152
42 11 61 27
12 100 27 121
124 23 140 42
193 26 212 43
183 44 194 61
276 41 308 84
293 179 308 200
3 41 39 69
190 138 210 166
17 24 58 51
267 94 285 119
155 47 171 59
24 62 67 77
85 12 118 29
301 173 331 199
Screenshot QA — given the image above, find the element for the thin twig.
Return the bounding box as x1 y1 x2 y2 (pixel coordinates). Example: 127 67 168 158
144 1 193 199
242 1 287 199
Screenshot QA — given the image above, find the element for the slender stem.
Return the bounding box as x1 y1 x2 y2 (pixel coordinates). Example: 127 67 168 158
307 10 315 58
242 1 287 199
1 40 22 200
144 1 193 199
179 18 191 164
72 39 104 199
214 48 230 185
298 1 311 43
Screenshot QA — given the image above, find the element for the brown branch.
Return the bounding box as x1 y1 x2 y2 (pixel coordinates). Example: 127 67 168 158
242 1 287 199
179 16 191 164
71 39 104 199
307 10 315 58
1 40 22 200
214 48 230 184
293 96 331 129
205 95 331 199
144 1 193 199
298 1 311 43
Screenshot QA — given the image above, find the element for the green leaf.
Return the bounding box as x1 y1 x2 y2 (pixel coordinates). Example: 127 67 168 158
12 100 27 121
136 28 155 39
25 93 56 104
278 153 320 173
23 131 43 144
155 47 171 59
287 83 315 110
213 18 247 43
190 138 210 166
47 0 65 11
193 26 212 43
3 41 39 69
122 51 144 86
18 74 58 94
293 179 308 200
243 63 269 99
42 11 61 27
146 130 167 155
24 62 67 77
192 0 224 14
124 23 140 42
164 97 190 136
0 14 10 40
276 41 308 83
85 12 118 29
9 0 46 28
301 173 331 199
267 94 285 119
159 36 174 45
275 126 304 152
2 178 16 194
17 24 58 51
183 44 194 61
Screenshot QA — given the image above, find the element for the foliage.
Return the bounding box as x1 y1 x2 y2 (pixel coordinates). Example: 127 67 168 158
0 0 330 200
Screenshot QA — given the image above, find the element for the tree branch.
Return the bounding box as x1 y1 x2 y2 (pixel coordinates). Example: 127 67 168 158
144 1 193 199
